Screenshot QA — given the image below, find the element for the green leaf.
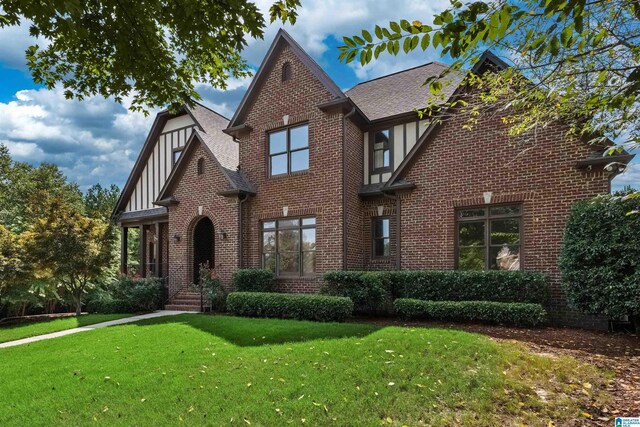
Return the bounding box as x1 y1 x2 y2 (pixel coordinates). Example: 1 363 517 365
421 34 430 50
400 19 411 32
353 35 365 45
362 30 373 43
403 37 412 54
375 25 383 39
549 35 560 56
429 81 442 95
343 36 356 48
390 21 401 33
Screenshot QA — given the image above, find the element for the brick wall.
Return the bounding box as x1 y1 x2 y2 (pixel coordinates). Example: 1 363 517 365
167 143 240 295
237 44 345 293
398 99 611 328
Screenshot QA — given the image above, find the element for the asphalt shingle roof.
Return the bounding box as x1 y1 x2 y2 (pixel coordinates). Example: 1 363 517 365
346 62 465 121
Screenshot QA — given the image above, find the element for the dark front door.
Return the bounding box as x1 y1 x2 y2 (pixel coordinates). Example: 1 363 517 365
193 217 214 283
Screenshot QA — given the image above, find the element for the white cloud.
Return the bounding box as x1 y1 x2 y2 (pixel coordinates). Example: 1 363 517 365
612 160 640 191
0 20 49 70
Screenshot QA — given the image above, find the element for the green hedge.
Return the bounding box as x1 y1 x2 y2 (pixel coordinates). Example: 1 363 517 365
560 193 640 320
233 269 275 292
86 276 163 314
394 299 547 326
322 271 392 314
322 270 549 314
226 292 353 322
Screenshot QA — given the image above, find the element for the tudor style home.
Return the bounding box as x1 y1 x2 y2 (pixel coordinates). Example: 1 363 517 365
112 29 632 327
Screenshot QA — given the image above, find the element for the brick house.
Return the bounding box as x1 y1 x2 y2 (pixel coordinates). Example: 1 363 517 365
112 29 632 327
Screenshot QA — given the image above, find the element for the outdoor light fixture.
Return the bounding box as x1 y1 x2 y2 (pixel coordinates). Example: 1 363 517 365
218 229 227 240
173 234 181 242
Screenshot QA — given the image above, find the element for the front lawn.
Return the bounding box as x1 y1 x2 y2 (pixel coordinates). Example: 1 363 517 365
0 313 132 343
0 315 610 426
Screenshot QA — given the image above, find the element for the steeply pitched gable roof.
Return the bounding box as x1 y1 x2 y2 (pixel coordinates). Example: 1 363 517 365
382 51 508 188
346 62 465 122
112 102 250 219
227 28 345 129
156 129 254 204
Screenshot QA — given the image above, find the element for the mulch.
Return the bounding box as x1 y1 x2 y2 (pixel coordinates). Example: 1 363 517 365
354 317 640 425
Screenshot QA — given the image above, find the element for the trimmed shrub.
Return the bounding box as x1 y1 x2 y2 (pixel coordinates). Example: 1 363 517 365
394 299 547 326
233 269 275 292
560 193 640 322
226 292 353 322
322 270 549 314
322 271 392 314
389 270 549 304
86 276 163 314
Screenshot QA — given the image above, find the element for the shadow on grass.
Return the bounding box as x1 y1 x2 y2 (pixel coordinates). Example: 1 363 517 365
128 314 382 347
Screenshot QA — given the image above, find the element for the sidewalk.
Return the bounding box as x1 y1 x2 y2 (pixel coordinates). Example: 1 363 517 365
0 310 189 349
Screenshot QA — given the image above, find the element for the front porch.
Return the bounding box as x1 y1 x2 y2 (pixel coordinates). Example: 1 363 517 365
118 212 216 312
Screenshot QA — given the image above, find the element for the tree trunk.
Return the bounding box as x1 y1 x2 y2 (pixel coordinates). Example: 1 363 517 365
74 295 82 316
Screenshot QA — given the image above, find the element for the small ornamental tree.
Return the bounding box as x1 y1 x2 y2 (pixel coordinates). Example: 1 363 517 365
0 224 28 303
559 192 640 326
23 196 116 315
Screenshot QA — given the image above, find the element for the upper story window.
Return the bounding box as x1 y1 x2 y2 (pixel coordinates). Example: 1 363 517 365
173 148 182 165
197 158 204 175
456 204 522 271
372 217 390 257
371 128 391 173
262 217 316 276
282 62 293 82
268 124 309 176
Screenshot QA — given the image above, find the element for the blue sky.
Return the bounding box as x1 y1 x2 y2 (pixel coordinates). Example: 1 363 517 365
0 0 637 192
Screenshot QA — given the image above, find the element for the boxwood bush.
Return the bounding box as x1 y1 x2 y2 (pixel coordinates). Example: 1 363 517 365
560 193 640 323
322 271 392 314
322 270 549 314
233 269 275 292
226 292 353 322
394 299 547 326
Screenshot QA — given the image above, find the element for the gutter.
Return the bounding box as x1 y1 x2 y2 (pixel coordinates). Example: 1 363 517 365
342 107 357 270
238 193 249 269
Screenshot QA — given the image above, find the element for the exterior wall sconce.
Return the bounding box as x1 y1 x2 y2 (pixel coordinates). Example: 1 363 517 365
218 229 227 240
173 234 181 242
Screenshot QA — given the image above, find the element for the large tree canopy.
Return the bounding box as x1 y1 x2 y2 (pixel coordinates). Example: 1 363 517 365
340 0 640 159
0 0 300 113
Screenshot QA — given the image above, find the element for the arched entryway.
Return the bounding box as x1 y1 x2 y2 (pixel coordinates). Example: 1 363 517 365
192 217 215 283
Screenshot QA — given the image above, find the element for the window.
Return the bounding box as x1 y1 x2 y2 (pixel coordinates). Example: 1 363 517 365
371 128 391 172
262 217 316 276
197 158 204 175
282 62 293 82
372 218 390 257
456 204 522 271
268 124 309 176
173 148 182 165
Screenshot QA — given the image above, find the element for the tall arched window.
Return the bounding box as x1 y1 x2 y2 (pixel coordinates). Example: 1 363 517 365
282 62 293 82
197 158 205 176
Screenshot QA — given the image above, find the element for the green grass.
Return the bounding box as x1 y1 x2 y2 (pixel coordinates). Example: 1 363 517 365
0 314 132 343
0 314 610 426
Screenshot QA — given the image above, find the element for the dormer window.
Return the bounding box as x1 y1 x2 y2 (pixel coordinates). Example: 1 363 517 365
282 62 293 82
371 128 392 173
197 158 204 176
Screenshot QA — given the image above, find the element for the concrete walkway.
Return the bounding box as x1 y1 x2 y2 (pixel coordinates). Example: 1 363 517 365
0 310 189 349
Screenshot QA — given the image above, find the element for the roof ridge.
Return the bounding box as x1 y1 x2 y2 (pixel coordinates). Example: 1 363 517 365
191 101 230 122
346 61 449 90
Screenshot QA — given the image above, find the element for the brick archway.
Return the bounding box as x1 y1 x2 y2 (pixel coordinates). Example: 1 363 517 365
191 216 215 284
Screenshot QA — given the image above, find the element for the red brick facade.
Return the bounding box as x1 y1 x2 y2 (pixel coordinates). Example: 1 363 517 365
125 32 617 328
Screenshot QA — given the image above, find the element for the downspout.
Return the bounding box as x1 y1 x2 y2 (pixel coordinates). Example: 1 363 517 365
342 106 357 271
238 193 249 269
382 191 401 270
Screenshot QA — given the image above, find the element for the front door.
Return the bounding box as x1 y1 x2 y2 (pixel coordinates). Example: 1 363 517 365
193 217 214 283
